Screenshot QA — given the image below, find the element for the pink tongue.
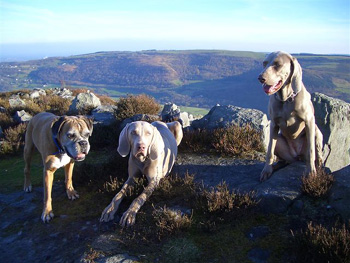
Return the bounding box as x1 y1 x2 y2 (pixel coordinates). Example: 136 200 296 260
76 153 85 159
263 84 273 94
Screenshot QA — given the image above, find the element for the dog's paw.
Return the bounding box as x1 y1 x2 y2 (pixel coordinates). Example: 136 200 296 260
24 184 32 193
260 165 273 182
66 188 79 200
100 204 116 222
120 209 137 227
41 210 54 223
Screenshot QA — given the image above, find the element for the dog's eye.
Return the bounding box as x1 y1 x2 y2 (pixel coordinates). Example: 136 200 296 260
83 132 90 138
274 62 281 68
145 131 152 136
131 130 137 135
67 133 75 139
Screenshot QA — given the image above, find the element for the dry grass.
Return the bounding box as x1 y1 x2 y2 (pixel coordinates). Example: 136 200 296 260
39 95 71 115
96 94 116 105
212 125 264 157
301 168 334 198
0 112 13 130
202 181 258 213
2 123 27 153
179 125 264 158
179 129 212 153
292 222 350 263
153 205 192 237
115 94 161 120
0 97 10 109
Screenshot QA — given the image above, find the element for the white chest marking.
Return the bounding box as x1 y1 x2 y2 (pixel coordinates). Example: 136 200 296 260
52 154 71 169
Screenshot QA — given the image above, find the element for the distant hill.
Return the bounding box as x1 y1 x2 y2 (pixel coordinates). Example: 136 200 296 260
0 50 349 112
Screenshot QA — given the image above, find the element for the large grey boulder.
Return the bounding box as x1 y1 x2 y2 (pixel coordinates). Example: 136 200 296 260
312 92 350 172
13 110 32 123
161 103 191 128
161 103 180 119
8 95 26 109
329 165 350 220
29 88 46 99
91 105 117 126
192 104 270 151
69 91 101 114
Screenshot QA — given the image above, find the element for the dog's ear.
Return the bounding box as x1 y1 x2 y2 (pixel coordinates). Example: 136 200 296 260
78 115 94 133
291 57 303 94
117 123 131 157
52 116 67 138
148 126 164 161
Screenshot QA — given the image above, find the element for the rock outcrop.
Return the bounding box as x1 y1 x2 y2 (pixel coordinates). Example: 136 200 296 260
8 95 26 109
13 110 32 123
69 91 101 114
161 103 192 128
91 105 117 126
191 104 270 151
312 92 350 172
51 87 74 100
29 88 46 99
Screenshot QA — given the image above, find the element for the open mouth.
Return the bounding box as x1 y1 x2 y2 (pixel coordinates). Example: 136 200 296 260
263 80 283 95
74 153 86 161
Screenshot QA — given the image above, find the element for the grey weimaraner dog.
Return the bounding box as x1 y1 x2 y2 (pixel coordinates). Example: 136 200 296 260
100 120 183 226
258 51 323 181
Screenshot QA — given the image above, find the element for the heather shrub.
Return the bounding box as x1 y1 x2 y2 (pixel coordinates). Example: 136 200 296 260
153 205 192 237
202 181 258 214
0 97 10 108
301 168 334 198
292 222 350 263
212 125 264 157
2 123 27 152
179 129 212 153
97 94 116 105
0 140 14 155
0 112 13 130
20 100 42 115
40 95 71 115
115 94 161 120
179 125 264 158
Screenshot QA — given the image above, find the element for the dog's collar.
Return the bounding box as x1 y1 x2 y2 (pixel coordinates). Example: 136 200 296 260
275 90 299 103
52 135 66 155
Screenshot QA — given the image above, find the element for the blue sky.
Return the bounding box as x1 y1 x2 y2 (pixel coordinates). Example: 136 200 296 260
0 0 349 60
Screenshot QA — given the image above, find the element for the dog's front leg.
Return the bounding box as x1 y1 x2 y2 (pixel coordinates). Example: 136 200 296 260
120 165 161 227
260 122 279 181
120 179 157 227
305 116 317 176
42 168 56 223
100 162 139 223
64 160 79 200
100 176 135 222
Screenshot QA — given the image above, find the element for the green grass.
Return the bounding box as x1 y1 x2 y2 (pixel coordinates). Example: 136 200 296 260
0 152 64 193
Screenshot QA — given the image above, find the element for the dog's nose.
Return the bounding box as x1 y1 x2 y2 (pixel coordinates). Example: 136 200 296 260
258 75 266 84
78 140 88 147
137 144 146 151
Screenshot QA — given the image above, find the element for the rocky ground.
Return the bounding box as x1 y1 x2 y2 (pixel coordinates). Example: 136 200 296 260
1 153 349 263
